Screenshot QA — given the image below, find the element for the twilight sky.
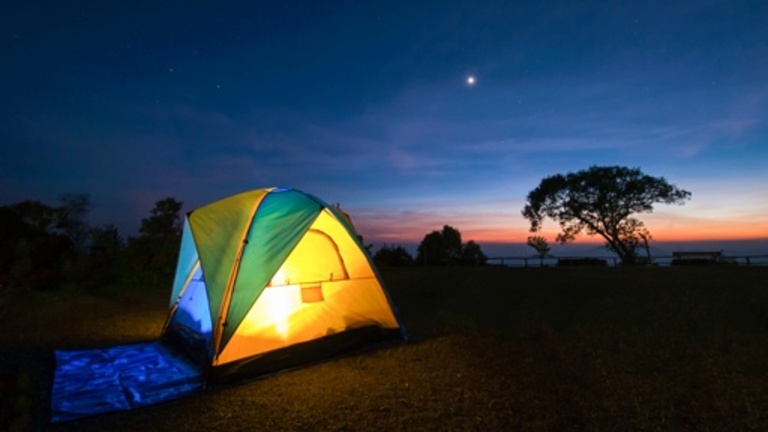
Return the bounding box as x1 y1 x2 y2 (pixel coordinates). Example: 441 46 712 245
2 0 767 245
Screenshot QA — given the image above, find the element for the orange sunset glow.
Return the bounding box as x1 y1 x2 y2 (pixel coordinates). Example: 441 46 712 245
352 200 768 246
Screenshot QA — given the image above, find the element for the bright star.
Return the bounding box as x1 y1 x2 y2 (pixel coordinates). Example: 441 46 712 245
467 75 476 86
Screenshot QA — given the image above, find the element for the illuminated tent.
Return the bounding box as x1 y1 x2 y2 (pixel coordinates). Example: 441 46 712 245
162 187 406 379
51 187 404 422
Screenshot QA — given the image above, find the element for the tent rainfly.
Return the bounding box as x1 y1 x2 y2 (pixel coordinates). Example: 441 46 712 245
162 187 406 379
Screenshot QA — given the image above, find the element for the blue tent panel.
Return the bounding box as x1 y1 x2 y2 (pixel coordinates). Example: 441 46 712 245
170 265 213 339
169 219 200 306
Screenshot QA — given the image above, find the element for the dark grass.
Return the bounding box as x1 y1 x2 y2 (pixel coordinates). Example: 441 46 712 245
2 266 768 431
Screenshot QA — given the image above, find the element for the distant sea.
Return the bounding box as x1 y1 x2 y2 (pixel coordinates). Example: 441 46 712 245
374 238 768 267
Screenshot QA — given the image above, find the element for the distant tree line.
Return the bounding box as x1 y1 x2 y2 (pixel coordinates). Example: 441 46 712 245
0 194 183 291
373 225 487 268
1 194 488 290
2 164 682 289
0 166 691 288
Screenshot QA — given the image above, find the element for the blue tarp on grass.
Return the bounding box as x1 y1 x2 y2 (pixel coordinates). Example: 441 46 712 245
51 341 204 423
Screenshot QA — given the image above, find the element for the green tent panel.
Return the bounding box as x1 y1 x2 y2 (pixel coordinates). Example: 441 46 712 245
222 188 322 351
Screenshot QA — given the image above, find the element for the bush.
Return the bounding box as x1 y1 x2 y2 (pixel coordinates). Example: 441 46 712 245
373 245 413 268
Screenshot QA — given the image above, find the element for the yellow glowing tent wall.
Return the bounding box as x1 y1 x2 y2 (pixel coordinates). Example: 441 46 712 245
163 187 405 378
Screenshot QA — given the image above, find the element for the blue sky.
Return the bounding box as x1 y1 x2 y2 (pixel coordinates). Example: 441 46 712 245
2 0 767 244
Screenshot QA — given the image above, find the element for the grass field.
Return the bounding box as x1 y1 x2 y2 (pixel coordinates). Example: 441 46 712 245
2 266 767 431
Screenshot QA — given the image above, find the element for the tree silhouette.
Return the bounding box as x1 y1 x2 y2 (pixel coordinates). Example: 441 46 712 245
373 244 413 267
416 225 463 265
526 235 551 267
0 200 79 288
128 197 184 287
86 224 125 287
458 240 487 265
139 197 184 239
6 200 59 234
57 193 92 253
416 225 486 266
522 166 691 265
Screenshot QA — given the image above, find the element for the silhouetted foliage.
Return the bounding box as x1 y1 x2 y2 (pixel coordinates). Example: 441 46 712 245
458 240 487 265
416 225 462 265
57 193 92 253
16 233 77 288
0 200 81 288
522 166 691 265
0 207 31 283
85 224 125 288
416 225 486 266
127 198 184 288
89 224 124 258
139 197 184 239
373 244 413 267
0 195 185 290
527 235 551 267
6 200 59 234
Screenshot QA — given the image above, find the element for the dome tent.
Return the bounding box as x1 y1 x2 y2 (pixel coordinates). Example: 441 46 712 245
162 187 406 379
51 187 405 422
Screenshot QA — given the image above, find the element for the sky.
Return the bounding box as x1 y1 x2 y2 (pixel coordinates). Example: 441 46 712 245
2 0 767 249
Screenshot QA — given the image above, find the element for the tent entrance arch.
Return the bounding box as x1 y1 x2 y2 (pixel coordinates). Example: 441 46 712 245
214 205 399 365
269 228 349 287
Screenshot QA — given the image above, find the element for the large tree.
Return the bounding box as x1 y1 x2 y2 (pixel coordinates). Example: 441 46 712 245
522 166 691 265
